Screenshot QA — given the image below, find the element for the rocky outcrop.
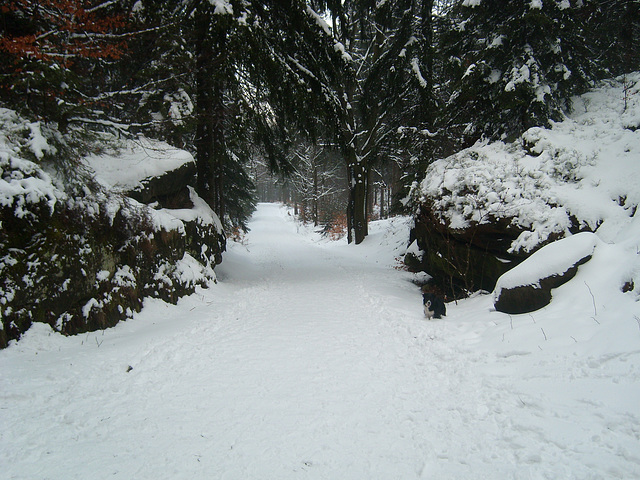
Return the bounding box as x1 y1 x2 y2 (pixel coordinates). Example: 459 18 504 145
0 140 224 348
407 200 592 299
493 233 598 314
405 132 596 298
128 161 197 206
407 202 532 298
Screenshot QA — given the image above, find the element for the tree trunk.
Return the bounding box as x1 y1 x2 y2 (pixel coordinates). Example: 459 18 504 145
194 12 213 208
346 146 367 244
420 0 435 121
211 77 226 221
194 8 228 222
313 163 318 226
366 167 373 222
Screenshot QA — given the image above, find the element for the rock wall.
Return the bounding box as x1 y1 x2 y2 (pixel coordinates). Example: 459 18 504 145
407 199 592 299
0 152 224 349
407 202 529 298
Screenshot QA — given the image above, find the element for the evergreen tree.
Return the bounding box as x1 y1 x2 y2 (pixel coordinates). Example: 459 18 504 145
126 0 345 231
440 0 600 143
585 0 640 76
121 0 196 148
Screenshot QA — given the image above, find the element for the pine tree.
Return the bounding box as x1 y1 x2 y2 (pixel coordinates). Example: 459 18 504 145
440 0 600 143
120 0 196 148
122 0 347 231
585 0 640 76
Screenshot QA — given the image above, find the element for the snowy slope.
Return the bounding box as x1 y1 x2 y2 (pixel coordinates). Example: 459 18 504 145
2 203 639 479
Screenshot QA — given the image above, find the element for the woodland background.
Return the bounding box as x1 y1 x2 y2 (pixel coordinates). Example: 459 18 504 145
2 0 638 242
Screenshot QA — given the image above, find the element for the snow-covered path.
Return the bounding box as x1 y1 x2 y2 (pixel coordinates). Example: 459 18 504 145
2 203 639 479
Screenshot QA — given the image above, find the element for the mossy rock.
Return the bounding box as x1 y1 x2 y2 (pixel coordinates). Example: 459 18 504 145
0 194 223 348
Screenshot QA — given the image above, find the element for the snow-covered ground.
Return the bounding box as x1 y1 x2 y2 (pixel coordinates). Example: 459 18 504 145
1 203 639 479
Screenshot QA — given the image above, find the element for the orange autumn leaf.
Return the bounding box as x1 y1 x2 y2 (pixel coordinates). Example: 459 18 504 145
0 0 129 66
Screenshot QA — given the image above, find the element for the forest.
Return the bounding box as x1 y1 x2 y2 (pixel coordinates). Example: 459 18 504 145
2 0 638 243
2 2 640 477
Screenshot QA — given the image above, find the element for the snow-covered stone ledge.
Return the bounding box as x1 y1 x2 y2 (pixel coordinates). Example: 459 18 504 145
493 232 598 314
0 112 225 348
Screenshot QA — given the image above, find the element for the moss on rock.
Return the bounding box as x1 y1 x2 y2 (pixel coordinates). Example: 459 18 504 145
0 161 224 348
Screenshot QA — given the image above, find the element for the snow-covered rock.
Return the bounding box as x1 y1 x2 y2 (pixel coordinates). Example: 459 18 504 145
408 72 640 297
84 137 196 204
0 112 224 348
403 239 424 270
493 232 598 313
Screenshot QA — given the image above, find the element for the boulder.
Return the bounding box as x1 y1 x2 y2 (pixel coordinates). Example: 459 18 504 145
84 137 196 207
407 202 531 297
403 240 425 270
128 161 196 205
493 232 598 314
406 135 597 299
1 136 225 349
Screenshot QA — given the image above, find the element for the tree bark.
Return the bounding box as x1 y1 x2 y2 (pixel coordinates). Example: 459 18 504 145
194 11 213 209
211 77 226 221
194 7 228 222
346 145 367 244
313 163 318 226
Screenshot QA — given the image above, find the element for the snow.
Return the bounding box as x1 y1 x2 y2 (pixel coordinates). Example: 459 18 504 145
113 265 136 287
83 136 195 193
529 0 543 9
159 186 224 234
306 5 332 37
209 0 233 15
0 153 64 216
82 298 102 318
410 58 427 88
26 121 54 160
96 270 111 282
406 238 423 259
505 64 531 92
0 109 66 215
493 231 598 299
2 203 639 479
164 89 194 124
333 42 353 62
412 72 640 253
